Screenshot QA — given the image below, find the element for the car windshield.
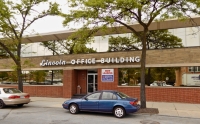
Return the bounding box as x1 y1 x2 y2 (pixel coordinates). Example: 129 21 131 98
3 88 22 94
117 92 130 99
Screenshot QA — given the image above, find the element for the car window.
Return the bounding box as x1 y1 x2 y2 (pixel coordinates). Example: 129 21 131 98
3 88 22 94
101 92 117 100
116 92 130 99
86 92 101 100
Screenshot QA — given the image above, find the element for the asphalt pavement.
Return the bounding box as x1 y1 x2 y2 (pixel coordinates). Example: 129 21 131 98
30 97 200 118
0 97 200 124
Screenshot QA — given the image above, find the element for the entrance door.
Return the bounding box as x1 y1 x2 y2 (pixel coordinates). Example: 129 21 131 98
87 73 97 93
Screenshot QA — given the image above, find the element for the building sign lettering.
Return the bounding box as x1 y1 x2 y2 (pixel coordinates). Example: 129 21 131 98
40 56 140 67
40 60 67 66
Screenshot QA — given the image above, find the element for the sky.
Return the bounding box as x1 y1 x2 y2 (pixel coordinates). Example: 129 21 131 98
21 0 109 56
27 0 70 34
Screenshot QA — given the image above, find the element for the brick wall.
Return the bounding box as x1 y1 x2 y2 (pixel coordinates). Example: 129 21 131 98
1 68 200 103
98 68 200 104
62 70 77 98
77 70 87 94
0 85 63 97
1 85 200 103
119 87 200 103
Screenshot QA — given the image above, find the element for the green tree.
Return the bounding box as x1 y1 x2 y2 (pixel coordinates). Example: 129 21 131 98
29 70 47 83
108 30 182 51
108 36 139 52
108 30 182 85
40 38 96 85
40 26 99 55
0 72 8 82
135 30 183 49
151 67 176 82
134 30 183 85
0 0 60 91
0 47 9 58
7 71 18 83
62 0 200 108
40 39 96 55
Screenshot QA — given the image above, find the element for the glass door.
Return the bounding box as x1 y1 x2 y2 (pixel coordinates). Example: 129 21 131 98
87 74 97 93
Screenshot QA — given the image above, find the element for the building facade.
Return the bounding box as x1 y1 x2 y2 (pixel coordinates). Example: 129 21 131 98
0 47 200 103
1 17 200 103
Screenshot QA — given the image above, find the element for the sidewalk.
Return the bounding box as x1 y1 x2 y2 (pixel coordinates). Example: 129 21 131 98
146 102 200 118
30 97 200 118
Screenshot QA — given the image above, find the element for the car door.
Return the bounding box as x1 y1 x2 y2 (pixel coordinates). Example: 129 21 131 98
81 92 101 111
98 91 117 112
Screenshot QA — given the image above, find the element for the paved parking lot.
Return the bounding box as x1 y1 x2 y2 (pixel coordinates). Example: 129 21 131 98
0 97 200 124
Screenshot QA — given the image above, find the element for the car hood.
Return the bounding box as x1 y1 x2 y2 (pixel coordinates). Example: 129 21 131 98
64 98 82 103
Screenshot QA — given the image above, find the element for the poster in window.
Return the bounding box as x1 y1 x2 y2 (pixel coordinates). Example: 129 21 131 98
101 69 114 82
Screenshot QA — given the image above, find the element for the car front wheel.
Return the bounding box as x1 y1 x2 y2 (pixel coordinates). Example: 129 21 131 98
69 104 79 114
113 106 125 118
0 99 5 109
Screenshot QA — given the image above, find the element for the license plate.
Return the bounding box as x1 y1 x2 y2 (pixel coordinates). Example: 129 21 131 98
20 96 25 98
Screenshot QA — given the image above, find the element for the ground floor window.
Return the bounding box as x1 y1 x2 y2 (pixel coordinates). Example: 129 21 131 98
118 67 176 86
0 70 63 85
119 68 140 86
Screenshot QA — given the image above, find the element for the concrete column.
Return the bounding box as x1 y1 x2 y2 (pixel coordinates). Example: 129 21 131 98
175 68 181 86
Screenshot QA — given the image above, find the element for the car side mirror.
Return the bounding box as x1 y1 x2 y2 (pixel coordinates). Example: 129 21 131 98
84 97 88 100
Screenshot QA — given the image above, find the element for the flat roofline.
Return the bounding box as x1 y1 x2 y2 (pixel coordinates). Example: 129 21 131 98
21 16 200 43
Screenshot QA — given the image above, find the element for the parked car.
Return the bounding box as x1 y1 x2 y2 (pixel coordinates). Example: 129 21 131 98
0 87 30 109
62 90 140 118
121 83 128 86
150 81 173 86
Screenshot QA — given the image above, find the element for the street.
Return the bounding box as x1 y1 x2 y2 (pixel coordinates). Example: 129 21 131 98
0 97 200 124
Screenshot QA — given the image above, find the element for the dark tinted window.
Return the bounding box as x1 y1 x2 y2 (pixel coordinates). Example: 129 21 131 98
3 88 22 94
101 92 117 100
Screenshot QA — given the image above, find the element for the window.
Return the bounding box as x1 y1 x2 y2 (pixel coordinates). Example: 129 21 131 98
188 66 200 72
118 68 140 86
117 92 130 99
101 92 117 100
3 88 22 94
87 92 101 100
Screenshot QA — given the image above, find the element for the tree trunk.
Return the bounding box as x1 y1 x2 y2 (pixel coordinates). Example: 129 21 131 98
140 32 147 108
51 70 54 85
17 66 23 92
17 42 23 91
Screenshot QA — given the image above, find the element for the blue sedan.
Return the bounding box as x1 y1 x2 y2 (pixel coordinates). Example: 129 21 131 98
62 90 140 118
